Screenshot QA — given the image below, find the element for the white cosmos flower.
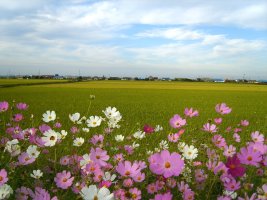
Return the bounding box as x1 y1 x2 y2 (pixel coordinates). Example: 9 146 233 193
42 110 56 123
0 184 13 199
115 135 124 142
178 142 187 152
80 154 91 169
223 190 237 199
80 185 114 200
182 145 198 160
103 107 121 119
60 130 68 139
73 137 85 147
133 131 145 139
86 116 102 128
82 128 90 133
30 170 43 179
103 172 116 182
155 125 163 132
132 142 140 149
69 113 81 123
4 139 21 156
26 145 40 159
159 140 169 150
147 150 154 155
41 130 58 147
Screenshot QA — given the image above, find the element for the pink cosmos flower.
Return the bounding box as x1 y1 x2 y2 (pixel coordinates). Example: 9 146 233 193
147 183 157 194
143 124 154 134
30 187 58 200
39 124 51 133
195 169 207 183
18 152 35 165
212 134 227 149
233 133 240 142
237 146 262 166
114 153 124 162
114 189 126 200
124 145 134 155
240 120 249 126
183 189 195 200
129 188 142 200
251 131 264 143
0 169 8 186
0 101 9 112
149 150 184 178
178 181 190 193
203 123 217 133
225 155 246 178
217 196 231 200
123 178 133 187
91 134 104 145
54 122 62 128
54 171 74 189
15 186 33 199
72 182 85 194
184 107 199 118
215 103 232 115
133 172 145 182
168 133 180 142
154 192 173 200
169 115 186 129
70 126 79 134
60 156 70 166
90 147 109 167
214 118 222 124
224 178 240 191
116 161 141 178
85 162 101 174
16 103 28 110
13 113 23 122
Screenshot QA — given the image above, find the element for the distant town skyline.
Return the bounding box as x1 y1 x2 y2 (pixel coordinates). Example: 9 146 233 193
0 0 267 79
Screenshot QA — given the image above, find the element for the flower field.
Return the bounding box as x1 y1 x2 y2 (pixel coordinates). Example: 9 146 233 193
0 80 267 200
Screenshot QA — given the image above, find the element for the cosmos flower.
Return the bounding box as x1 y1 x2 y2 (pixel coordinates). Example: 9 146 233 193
54 171 74 189
0 101 9 112
41 130 58 147
73 137 85 147
184 107 199 118
80 185 114 200
86 116 102 128
203 123 217 133
143 124 154 134
69 113 81 123
169 114 186 129
16 103 28 110
215 103 232 115
225 155 246 178
149 150 184 178
237 145 262 166
0 169 8 186
182 145 198 160
116 161 141 178
42 110 56 123
115 135 124 142
90 148 109 167
30 170 43 179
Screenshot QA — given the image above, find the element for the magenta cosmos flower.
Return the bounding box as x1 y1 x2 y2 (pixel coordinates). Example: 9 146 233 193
184 107 199 118
237 145 262 166
215 103 232 115
143 124 154 134
0 101 9 112
149 150 184 178
0 169 8 186
116 160 141 178
54 171 74 189
169 115 186 129
225 155 246 178
90 147 110 167
16 103 28 110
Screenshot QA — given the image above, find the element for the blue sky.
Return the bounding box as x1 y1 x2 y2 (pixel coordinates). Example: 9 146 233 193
0 0 267 79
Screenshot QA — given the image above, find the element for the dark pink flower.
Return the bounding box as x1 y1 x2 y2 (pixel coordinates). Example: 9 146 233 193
149 150 184 178
143 124 154 134
54 171 74 189
13 113 23 122
225 155 246 178
215 103 232 115
212 134 227 149
214 118 222 124
169 115 186 129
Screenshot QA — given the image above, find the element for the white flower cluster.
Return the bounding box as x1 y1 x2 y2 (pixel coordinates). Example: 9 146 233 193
103 107 122 128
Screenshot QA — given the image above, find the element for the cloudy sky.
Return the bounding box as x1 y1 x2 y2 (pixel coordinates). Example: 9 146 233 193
0 0 267 79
